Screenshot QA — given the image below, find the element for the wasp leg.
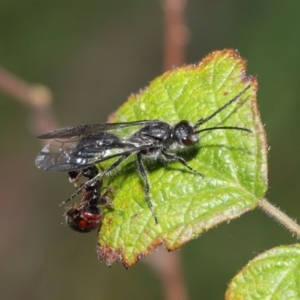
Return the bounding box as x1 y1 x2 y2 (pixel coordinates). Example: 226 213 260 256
61 153 131 206
100 188 114 208
161 150 204 178
137 152 158 224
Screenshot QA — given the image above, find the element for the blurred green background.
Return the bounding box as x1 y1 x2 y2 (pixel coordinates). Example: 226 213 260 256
1 1 300 299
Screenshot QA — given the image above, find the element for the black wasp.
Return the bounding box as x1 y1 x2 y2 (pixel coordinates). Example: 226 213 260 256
36 85 252 224
65 166 113 233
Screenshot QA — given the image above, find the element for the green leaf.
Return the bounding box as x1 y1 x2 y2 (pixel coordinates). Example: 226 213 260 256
226 244 300 299
97 49 268 267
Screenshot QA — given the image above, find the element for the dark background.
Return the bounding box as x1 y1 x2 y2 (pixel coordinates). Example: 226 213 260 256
1 1 299 299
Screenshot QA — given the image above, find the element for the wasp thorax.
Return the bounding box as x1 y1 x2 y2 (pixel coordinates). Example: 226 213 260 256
173 120 199 146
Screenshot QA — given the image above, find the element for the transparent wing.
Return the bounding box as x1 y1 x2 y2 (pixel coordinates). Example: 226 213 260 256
35 131 152 172
36 136 91 172
35 119 167 172
37 120 156 139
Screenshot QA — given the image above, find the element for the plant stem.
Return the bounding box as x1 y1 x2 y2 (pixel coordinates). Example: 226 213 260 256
0 67 58 138
163 0 188 70
145 1 190 300
259 198 300 237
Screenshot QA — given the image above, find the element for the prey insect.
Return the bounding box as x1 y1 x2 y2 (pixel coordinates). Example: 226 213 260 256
36 85 252 224
65 166 113 233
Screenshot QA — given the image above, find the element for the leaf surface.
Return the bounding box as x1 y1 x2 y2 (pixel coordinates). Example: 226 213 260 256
97 49 268 267
226 244 300 299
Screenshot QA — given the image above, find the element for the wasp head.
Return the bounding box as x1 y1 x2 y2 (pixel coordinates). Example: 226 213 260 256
173 120 199 146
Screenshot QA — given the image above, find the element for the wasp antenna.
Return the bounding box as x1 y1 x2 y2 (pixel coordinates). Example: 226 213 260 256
194 85 251 129
195 126 252 134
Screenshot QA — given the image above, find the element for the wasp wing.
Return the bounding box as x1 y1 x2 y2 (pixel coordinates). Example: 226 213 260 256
35 126 154 172
37 120 156 139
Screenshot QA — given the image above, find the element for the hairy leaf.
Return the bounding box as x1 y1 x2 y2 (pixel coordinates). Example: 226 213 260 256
97 49 268 267
226 244 300 299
